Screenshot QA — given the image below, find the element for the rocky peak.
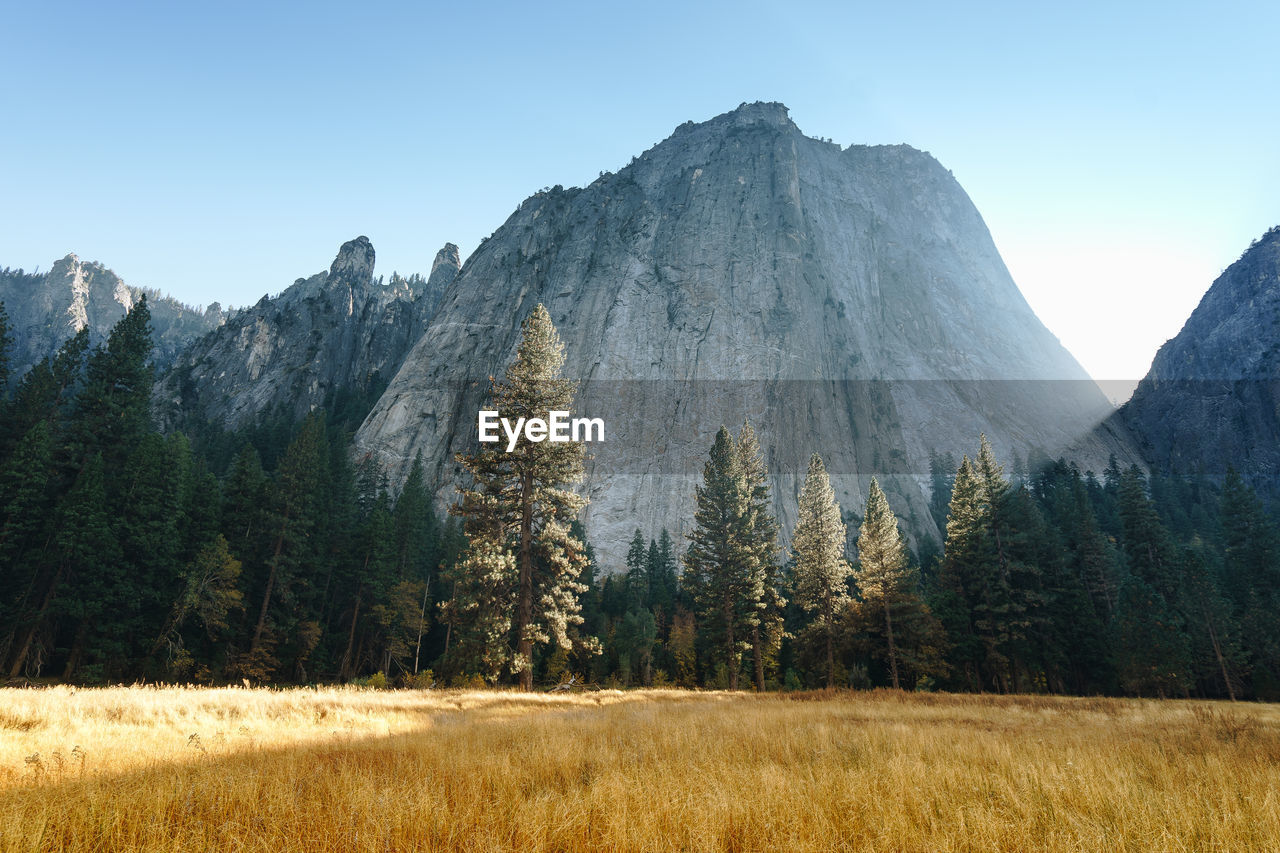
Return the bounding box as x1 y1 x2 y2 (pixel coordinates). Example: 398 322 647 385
154 235 453 429
328 236 376 286
0 253 225 381
431 243 461 278
355 103 1122 568
719 100 794 129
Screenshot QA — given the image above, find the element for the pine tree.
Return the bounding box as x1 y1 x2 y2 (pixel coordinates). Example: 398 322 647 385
340 489 396 679
0 422 55 671
1180 539 1246 700
737 422 783 690
933 456 988 690
1219 467 1280 695
223 444 268 554
791 453 851 688
646 529 679 640
932 437 1050 692
149 535 243 674
1114 465 1191 696
927 449 957 534
4 327 90 455
391 453 438 584
625 529 648 612
242 413 329 680
47 454 121 680
451 304 591 689
684 426 759 690
853 478 913 688
64 297 154 473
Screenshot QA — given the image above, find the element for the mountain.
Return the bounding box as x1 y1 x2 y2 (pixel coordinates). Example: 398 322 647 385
354 102 1122 567
154 237 459 429
0 254 225 381
1114 225 1280 494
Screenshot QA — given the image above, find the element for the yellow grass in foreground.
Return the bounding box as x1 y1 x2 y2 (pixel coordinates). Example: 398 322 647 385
2 687 1279 852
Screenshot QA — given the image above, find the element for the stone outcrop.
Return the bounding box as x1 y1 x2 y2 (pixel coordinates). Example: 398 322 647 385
355 102 1122 568
0 255 225 380
154 237 458 429
1114 226 1280 493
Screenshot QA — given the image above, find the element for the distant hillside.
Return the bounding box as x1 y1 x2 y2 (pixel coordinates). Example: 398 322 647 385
0 255 224 381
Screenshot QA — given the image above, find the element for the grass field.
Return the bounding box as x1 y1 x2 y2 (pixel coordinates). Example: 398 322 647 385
2 686 1279 852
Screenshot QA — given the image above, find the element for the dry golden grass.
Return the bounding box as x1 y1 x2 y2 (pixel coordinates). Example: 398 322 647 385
2 686 1279 851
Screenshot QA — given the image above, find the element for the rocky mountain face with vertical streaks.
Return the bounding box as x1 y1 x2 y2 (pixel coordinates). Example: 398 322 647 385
1112 226 1280 495
153 237 459 429
354 102 1124 568
0 255 225 380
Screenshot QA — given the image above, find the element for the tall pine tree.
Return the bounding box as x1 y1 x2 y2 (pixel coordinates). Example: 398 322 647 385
451 304 592 689
791 453 851 687
684 426 759 690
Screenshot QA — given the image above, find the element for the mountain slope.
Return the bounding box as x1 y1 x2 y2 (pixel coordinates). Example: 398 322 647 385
355 102 1120 567
154 238 459 429
1116 226 1280 491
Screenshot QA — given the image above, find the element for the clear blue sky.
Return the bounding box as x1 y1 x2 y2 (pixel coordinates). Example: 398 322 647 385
2 0 1276 387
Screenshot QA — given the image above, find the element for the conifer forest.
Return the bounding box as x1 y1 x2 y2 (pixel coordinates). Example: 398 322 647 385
1 297 1278 701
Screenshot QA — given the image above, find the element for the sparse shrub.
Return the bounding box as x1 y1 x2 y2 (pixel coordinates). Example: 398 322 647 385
448 672 486 689
401 670 435 690
355 672 388 690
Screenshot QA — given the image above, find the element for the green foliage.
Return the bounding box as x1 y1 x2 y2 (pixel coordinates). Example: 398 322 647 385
853 478 944 690
684 426 761 690
0 295 1274 699
449 305 594 688
791 453 851 687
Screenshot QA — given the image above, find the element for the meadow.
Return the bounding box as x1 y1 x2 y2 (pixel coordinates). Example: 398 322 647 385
1 685 1278 852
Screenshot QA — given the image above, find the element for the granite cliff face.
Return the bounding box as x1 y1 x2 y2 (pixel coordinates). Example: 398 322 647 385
356 102 1120 567
0 255 225 381
1116 226 1280 491
154 238 459 429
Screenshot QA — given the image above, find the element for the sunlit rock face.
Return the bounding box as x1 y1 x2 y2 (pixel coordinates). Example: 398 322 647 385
154 238 459 429
356 102 1120 568
0 254 225 380
1113 227 1280 495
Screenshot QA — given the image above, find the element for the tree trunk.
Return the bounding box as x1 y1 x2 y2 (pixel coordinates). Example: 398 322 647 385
250 510 289 654
722 588 738 690
8 563 63 678
823 599 835 688
414 579 429 676
62 619 89 681
884 599 900 689
1204 609 1237 702
340 585 362 680
517 472 534 691
752 622 765 691
147 598 189 662
826 627 835 689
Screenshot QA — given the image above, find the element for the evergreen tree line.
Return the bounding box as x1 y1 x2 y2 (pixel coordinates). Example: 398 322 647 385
0 299 466 684
551 435 1280 699
438 306 1280 698
1 299 1278 697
